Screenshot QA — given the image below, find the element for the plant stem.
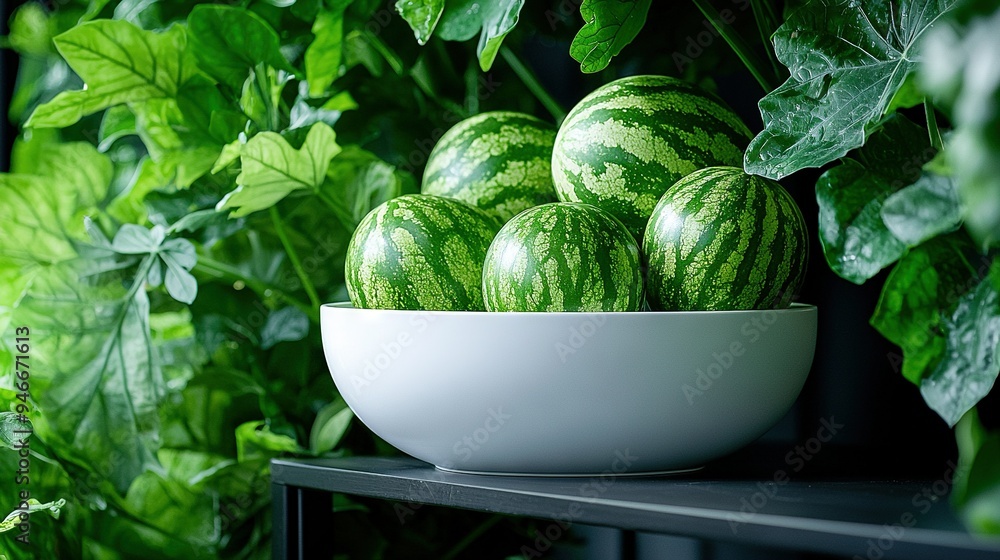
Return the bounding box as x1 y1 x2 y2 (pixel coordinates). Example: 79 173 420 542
194 255 316 321
465 57 480 115
500 47 567 123
440 514 504 560
924 98 944 151
364 31 405 76
270 206 322 311
691 0 778 92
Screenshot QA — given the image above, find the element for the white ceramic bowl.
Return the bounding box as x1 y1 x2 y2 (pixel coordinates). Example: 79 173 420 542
321 302 817 475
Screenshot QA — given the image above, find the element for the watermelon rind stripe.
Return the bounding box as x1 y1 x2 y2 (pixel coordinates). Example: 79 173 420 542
346 194 500 311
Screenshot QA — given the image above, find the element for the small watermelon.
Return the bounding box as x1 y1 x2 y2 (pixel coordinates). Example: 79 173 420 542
642 167 808 311
482 202 642 312
346 194 501 311
422 111 558 222
552 75 752 240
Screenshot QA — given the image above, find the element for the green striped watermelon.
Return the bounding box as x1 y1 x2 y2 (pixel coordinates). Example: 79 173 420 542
552 75 752 240
482 202 642 312
422 111 558 222
642 167 808 311
346 194 501 311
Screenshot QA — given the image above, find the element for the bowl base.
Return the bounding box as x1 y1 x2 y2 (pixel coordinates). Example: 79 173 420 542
433 465 703 478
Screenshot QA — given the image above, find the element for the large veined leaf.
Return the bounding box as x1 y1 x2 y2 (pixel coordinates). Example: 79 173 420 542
216 123 342 217
919 279 1000 426
815 115 934 284
569 0 652 73
881 171 962 246
187 5 297 89
5 257 163 494
871 233 987 385
436 0 525 71
26 21 196 129
744 0 958 179
921 7 1000 246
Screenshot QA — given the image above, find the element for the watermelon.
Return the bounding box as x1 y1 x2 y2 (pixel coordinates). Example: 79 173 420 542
422 111 558 222
551 75 752 240
482 202 642 312
346 194 501 311
642 166 808 311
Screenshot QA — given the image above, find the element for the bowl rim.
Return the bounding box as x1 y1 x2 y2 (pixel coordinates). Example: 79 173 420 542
321 301 817 316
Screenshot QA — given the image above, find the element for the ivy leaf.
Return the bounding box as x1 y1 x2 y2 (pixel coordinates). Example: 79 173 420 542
217 123 342 217
744 0 959 179
569 0 651 74
815 115 934 284
396 0 445 45
920 279 1000 426
187 5 296 89
871 233 986 384
881 172 963 246
26 22 194 128
437 0 525 71
921 7 1000 246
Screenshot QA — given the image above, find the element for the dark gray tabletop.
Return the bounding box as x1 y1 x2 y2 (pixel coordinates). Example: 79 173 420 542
271 456 1000 560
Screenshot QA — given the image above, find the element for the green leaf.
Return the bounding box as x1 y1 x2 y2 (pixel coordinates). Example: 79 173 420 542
0 141 112 268
217 123 342 217
7 3 54 56
569 0 652 74
815 115 933 284
921 8 1000 246
162 253 198 304
437 0 525 71
187 5 296 89
871 233 986 384
1 499 67 534
235 421 303 462
99 105 138 151
5 257 163 493
305 9 347 98
112 224 165 255
744 0 959 179
0 412 31 450
396 0 445 45
953 410 1000 533
919 279 1000 426
881 172 963 246
323 146 415 224
309 398 353 454
260 307 309 350
26 22 194 129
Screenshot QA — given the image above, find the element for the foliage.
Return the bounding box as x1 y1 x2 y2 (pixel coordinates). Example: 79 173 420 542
0 0 998 557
